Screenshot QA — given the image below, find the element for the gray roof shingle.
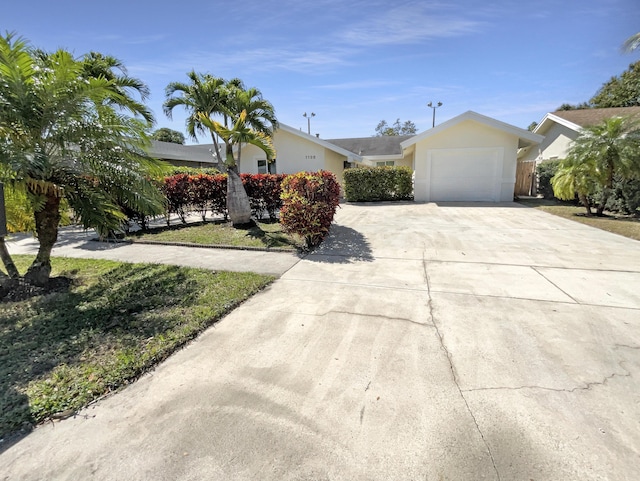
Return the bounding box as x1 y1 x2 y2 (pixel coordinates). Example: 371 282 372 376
325 135 413 156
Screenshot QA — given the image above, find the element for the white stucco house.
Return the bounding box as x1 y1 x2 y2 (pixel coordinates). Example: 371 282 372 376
153 110 543 202
518 106 640 163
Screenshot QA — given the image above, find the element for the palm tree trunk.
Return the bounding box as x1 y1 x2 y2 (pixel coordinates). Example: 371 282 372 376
0 237 19 279
578 193 592 216
226 167 252 226
24 194 60 286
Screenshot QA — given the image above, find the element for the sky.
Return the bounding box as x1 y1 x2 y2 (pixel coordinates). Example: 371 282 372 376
3 0 639 143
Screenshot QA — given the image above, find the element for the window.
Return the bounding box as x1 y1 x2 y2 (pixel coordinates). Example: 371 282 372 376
257 159 277 174
376 161 395 167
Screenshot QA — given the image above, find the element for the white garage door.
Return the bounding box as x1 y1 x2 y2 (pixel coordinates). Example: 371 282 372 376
429 148 501 202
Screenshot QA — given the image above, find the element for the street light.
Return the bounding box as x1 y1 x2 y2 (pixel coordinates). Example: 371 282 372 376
427 101 442 128
303 112 315 134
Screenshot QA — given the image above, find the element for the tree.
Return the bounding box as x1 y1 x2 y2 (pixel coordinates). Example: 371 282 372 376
527 121 538 132
551 156 600 215
556 102 592 111
590 61 640 108
552 116 640 215
622 32 640 52
163 71 227 165
375 118 417 136
164 74 278 225
0 34 166 286
152 128 185 144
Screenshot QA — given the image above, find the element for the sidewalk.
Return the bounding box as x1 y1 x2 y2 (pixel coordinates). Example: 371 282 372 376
6 226 302 277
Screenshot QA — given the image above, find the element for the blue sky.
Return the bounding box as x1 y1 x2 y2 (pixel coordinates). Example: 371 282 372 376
3 0 639 142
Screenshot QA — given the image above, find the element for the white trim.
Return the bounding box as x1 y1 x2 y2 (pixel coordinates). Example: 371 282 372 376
533 113 582 135
400 111 543 150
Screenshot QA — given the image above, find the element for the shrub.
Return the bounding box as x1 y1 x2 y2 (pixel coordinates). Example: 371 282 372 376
604 176 640 215
344 166 413 201
536 160 561 199
280 171 340 248
241 173 286 220
169 166 220 176
162 174 193 223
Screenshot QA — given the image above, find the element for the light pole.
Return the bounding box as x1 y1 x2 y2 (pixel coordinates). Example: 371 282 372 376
427 101 442 128
303 112 315 134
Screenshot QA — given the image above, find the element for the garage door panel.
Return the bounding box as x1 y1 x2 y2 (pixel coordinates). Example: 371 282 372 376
428 148 501 202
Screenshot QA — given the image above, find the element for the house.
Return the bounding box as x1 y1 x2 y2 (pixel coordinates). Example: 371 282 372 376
148 140 218 169
518 106 640 163
154 110 543 202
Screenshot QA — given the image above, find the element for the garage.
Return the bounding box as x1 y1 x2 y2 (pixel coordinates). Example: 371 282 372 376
401 111 542 203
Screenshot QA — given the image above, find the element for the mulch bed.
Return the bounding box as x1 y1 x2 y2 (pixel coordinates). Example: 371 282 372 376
1 277 72 302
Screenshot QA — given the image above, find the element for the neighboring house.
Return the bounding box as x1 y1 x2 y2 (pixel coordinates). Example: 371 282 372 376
148 140 218 169
518 106 640 162
154 110 543 202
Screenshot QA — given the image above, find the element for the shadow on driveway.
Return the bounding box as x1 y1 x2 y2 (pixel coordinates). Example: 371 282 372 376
307 224 374 264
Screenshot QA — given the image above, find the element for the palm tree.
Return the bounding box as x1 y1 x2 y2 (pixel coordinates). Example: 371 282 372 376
0 34 166 286
623 32 640 52
198 110 276 224
552 116 640 215
551 156 601 215
163 71 226 165
164 74 278 225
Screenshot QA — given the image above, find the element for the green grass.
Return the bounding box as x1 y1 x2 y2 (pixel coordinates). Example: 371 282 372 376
128 220 302 250
518 198 640 241
0 255 273 439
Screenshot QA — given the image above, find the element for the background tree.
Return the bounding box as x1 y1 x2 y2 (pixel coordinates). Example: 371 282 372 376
527 121 538 131
556 102 592 111
375 118 417 136
590 61 640 108
0 34 166 286
152 128 185 144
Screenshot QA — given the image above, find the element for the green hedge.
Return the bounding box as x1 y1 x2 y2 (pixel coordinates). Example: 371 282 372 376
536 160 561 199
344 166 413 202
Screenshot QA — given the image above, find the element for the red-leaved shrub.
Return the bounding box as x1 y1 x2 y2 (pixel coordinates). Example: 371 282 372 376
241 173 287 220
279 171 340 248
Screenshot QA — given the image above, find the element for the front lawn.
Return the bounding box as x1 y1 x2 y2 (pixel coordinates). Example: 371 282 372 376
127 220 302 250
0 256 273 439
518 198 640 241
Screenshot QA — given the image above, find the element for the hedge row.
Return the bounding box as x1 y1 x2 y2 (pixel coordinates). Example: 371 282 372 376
280 171 341 248
343 166 413 201
161 173 287 224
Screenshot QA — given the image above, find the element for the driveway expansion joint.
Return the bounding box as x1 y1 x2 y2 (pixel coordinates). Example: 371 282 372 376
423 255 501 481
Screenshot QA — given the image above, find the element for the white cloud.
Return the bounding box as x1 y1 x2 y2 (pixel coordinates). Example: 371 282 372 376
340 3 483 46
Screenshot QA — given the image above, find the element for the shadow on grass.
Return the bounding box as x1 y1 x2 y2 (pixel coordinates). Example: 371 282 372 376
306 224 374 264
0 263 196 443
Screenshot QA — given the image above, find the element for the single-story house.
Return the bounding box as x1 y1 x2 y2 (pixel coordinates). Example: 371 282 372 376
518 106 640 163
148 140 218 169
154 110 543 202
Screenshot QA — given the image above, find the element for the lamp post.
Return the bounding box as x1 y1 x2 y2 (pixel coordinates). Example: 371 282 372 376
427 101 442 128
303 112 315 134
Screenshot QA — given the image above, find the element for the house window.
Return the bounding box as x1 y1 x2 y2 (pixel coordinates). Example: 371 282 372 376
376 161 395 167
257 159 277 174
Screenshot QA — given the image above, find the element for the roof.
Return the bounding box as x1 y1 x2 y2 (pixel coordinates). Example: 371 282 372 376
326 135 413 156
400 111 543 149
148 141 217 164
550 107 640 128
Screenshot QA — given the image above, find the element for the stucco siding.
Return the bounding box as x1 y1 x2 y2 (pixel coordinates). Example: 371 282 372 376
519 123 577 161
324 149 347 184
413 120 519 202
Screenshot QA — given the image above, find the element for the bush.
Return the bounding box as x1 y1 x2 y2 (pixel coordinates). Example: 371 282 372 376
168 166 220 176
162 174 193 223
536 160 561 199
604 176 640 215
280 171 340 248
241 173 286 220
343 166 413 202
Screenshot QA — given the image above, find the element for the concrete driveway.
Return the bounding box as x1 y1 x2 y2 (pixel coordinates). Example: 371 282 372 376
1 202 639 480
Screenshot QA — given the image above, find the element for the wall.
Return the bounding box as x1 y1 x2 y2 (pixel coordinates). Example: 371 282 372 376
519 122 577 161
413 120 519 202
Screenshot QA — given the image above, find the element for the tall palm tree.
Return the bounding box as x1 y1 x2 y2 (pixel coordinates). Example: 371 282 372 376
163 71 226 165
553 116 640 215
164 73 278 225
198 110 275 224
623 32 640 52
0 34 165 286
